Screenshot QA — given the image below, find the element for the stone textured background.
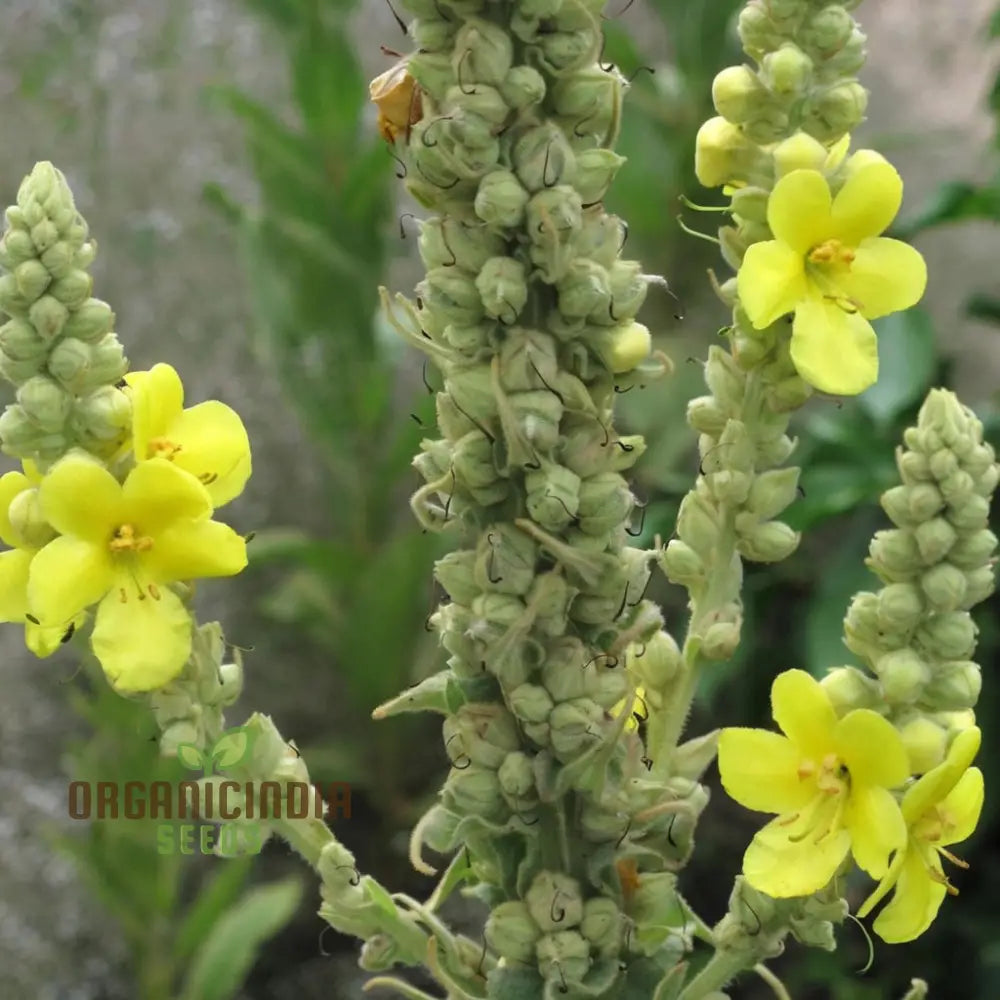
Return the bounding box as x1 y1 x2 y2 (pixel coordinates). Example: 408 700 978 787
1 0 997 996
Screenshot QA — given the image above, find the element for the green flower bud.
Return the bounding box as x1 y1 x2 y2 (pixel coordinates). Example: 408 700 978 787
629 870 679 928
760 43 813 97
737 1 784 56
526 186 584 282
49 269 92 309
508 683 554 724
676 492 721 558
701 612 742 660
746 466 800 521
0 228 37 268
14 259 51 303
626 630 681 691
28 294 69 341
576 472 632 537
507 388 564 454
801 5 854 57
704 344 746 410
686 396 729 437
962 565 996 607
526 871 584 931
711 65 766 124
536 931 591 984
420 268 484 326
573 149 626 206
526 462 582 532
514 124 576 192
869 529 922 581
920 563 968 613
772 131 829 176
498 750 537 806
541 637 588 701
475 170 530 228
496 327 558 394
550 697 605 759
160 720 202 758
485 901 542 963
882 483 946 527
60 297 114 343
875 648 928 704
533 26 600 77
471 591 528 644
551 67 623 143
444 703 521 769
914 612 977 661
741 104 791 146
0 318 47 367
418 217 506 273
899 716 947 774
473 523 537 595
454 18 514 86
864 569 918 630
529 572 576 637
444 363 497 425
70 385 132 445
359 933 401 972
729 186 769 225
476 256 528 323
820 666 881 714
443 763 507 819
923 661 981 711
6 487 56 548
694 116 760 188
501 65 547 109
737 519 800 563
16 375 70 432
0 404 62 457
580 898 623 958
804 81 868 144
453 430 506 503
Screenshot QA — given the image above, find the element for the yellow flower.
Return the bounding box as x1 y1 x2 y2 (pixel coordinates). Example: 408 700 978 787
28 453 247 692
0 463 79 656
611 685 647 732
858 726 984 943
737 155 927 396
125 363 251 507
718 669 909 897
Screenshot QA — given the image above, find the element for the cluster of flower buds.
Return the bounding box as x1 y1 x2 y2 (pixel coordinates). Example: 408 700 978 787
366 0 731 992
823 390 998 773
0 163 130 465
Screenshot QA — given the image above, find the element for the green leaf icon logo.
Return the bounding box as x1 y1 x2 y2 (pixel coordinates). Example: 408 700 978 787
176 742 208 771
211 726 254 773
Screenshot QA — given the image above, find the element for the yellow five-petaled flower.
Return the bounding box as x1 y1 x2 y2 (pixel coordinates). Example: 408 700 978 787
737 153 927 396
125 363 251 508
859 725 984 943
718 669 909 897
27 452 247 692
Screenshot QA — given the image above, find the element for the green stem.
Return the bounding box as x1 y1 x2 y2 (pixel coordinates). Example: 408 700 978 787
677 948 753 1000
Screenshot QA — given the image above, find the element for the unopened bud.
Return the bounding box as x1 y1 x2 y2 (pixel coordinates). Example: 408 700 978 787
923 661 981 711
760 43 812 97
453 18 514 86
573 148 626 205
899 716 947 774
820 666 880 714
920 563 968 613
443 764 506 819
694 116 758 188
772 131 829 176
737 519 800 563
475 169 530 228
6 487 55 548
526 871 584 931
485 901 541 964
536 930 590 984
804 81 868 144
875 648 928 704
500 65 546 109
711 65 765 124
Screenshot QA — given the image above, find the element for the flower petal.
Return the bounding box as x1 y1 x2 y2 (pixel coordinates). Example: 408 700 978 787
0 471 31 548
169 401 252 507
871 846 947 944
771 669 837 760
831 160 903 244
27 535 114 625
0 548 33 621
142 519 248 584
839 238 927 319
737 241 808 329
92 582 192 692
26 612 86 658
718 728 816 813
834 709 910 789
940 767 984 847
39 455 123 542
743 812 851 897
767 169 833 253
845 784 907 878
122 459 212 536
902 726 981 825
127 363 185 460
857 844 908 920
790 295 879 396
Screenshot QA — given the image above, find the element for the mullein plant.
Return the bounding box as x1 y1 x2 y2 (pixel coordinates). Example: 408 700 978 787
0 4 995 1000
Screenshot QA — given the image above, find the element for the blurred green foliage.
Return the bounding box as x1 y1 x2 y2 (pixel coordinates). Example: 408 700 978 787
57 661 302 1000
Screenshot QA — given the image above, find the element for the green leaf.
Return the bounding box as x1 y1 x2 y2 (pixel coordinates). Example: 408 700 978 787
894 181 1000 238
858 308 936 428
372 671 455 719
179 878 303 1000
967 293 1000 324
174 857 255 962
362 876 399 919
784 463 879 530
